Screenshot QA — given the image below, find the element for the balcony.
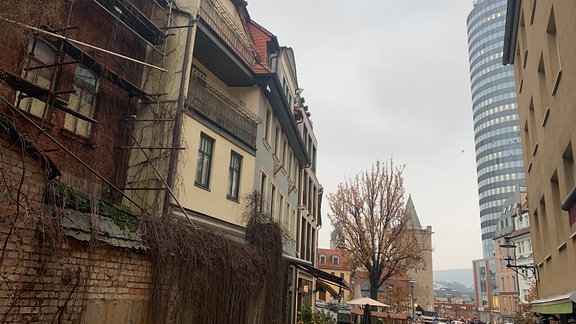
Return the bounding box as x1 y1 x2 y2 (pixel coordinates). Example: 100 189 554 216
192 0 256 86
197 0 257 70
186 68 258 148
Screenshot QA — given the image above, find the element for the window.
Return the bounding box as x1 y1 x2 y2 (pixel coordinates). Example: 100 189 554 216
282 139 287 166
291 208 296 236
270 184 277 218
64 65 98 137
546 7 562 95
195 133 214 188
278 194 284 223
260 172 268 212
274 125 281 158
331 255 339 265
288 151 293 181
19 38 56 118
319 255 326 264
264 105 272 145
285 201 290 228
227 151 242 200
562 144 574 194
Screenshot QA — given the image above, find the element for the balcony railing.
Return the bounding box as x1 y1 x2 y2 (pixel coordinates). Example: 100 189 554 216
198 0 258 67
187 68 259 147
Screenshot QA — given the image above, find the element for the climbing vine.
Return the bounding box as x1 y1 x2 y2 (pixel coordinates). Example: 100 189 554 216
1 114 290 322
144 191 288 324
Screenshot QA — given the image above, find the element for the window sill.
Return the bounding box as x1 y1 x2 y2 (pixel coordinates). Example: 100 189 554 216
541 108 550 127
194 182 210 191
262 139 271 151
272 153 280 164
551 69 562 96
60 128 96 148
20 109 55 130
226 195 239 203
531 143 538 156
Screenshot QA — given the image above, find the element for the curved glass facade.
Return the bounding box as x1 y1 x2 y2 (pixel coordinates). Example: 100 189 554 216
466 0 525 259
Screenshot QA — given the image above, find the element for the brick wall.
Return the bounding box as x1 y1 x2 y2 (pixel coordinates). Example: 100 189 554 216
0 136 151 323
0 0 146 196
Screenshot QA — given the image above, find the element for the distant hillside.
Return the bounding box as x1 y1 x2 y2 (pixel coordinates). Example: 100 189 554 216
433 268 473 289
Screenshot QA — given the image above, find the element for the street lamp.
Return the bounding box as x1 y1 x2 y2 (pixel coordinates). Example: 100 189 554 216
387 284 393 313
409 280 416 324
499 237 537 279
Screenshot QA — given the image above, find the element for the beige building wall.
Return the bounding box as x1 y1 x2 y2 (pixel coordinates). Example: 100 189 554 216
178 115 256 227
504 0 576 314
316 249 354 302
407 226 434 312
149 0 259 234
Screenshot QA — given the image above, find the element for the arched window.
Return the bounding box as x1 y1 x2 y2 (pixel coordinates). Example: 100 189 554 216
19 37 56 118
319 254 326 264
64 65 98 137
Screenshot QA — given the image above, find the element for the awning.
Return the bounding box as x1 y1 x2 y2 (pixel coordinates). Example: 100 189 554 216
315 280 339 297
531 292 575 314
351 308 410 320
284 255 350 290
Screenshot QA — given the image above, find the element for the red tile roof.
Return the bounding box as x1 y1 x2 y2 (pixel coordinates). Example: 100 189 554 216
317 248 352 271
248 20 274 73
509 226 530 238
253 63 272 73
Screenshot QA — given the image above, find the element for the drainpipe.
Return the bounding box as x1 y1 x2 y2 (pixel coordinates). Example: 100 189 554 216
162 1 197 217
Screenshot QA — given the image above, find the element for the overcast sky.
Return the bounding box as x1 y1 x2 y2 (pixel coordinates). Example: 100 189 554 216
246 0 481 270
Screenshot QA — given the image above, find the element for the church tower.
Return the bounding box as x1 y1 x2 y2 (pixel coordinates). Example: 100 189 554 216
405 195 434 312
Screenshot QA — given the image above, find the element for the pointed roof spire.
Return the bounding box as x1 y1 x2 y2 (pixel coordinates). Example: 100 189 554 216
405 194 422 230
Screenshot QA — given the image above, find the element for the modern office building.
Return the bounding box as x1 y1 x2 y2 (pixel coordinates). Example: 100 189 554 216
466 0 526 259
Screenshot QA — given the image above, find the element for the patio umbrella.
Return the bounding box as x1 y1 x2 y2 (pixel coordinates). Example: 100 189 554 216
346 297 389 307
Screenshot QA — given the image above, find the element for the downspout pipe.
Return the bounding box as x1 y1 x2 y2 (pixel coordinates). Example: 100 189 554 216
162 1 196 218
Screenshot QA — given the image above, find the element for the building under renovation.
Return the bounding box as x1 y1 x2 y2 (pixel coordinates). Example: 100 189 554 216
0 0 343 322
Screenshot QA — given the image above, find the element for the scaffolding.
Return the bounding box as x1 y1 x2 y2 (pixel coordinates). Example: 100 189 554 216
0 0 182 217
0 0 261 221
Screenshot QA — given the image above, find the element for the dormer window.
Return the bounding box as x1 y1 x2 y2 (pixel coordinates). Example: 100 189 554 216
331 255 339 265
319 254 326 264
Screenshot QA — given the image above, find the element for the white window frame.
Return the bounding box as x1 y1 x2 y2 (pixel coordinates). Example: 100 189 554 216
195 133 214 188
64 65 98 137
227 151 242 200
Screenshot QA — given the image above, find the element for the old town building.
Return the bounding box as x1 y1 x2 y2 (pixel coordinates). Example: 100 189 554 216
0 0 330 322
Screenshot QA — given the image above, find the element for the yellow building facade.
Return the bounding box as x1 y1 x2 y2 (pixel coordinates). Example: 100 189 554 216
503 0 576 319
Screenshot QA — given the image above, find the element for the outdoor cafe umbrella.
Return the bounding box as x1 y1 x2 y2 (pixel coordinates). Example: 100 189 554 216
346 297 389 308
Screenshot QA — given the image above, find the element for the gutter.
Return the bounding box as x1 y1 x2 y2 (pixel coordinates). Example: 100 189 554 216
502 0 520 65
163 2 196 217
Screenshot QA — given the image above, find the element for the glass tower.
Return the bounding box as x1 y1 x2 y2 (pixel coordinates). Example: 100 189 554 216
466 0 526 259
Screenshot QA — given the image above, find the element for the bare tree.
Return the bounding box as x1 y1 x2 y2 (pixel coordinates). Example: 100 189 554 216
327 159 428 300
